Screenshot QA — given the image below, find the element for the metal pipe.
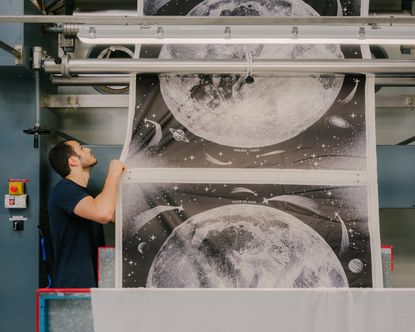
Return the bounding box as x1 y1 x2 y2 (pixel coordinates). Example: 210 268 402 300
50 75 130 85
43 58 415 75
34 70 40 126
375 77 415 86
47 75 415 86
1 15 415 26
32 47 43 124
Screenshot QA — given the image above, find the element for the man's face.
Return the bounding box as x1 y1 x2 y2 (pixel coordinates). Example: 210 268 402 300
66 140 97 168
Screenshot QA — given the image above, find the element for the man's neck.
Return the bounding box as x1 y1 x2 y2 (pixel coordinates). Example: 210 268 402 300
65 168 90 188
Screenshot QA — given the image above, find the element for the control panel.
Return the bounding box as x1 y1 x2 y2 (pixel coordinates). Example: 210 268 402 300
5 178 29 231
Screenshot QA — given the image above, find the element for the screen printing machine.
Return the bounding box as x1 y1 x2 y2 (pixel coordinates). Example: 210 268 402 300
1 0 415 331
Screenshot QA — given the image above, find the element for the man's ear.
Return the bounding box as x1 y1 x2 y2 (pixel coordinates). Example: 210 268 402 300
68 155 79 167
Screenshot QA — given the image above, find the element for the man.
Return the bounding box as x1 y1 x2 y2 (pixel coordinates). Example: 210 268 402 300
48 140 125 288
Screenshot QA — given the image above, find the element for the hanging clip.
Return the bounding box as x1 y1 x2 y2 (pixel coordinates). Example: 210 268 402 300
88 26 96 39
224 26 231 39
156 26 164 39
245 50 254 84
291 26 299 39
359 27 365 39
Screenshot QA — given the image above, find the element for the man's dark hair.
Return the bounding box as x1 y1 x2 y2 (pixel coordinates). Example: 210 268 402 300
48 140 78 178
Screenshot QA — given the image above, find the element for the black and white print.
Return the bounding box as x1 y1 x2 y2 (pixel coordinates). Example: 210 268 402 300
128 72 366 169
122 182 372 288
118 0 378 289
126 0 368 170
144 0 362 16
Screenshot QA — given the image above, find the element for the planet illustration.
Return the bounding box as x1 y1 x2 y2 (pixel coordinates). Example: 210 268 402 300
147 204 348 288
169 128 190 143
138 242 150 254
158 0 344 148
348 258 364 273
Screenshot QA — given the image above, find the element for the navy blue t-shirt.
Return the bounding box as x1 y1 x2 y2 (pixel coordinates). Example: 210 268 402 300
48 179 105 288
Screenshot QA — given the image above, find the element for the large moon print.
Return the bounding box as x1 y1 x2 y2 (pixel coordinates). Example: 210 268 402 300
158 0 345 148
147 204 348 288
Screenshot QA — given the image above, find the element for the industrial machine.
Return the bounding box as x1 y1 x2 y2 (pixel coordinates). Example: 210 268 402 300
1 1 415 331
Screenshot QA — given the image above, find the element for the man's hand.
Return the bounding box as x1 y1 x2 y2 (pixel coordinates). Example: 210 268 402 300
107 160 126 179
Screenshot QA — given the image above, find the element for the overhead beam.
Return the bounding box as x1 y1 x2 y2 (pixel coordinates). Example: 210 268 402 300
43 58 415 75
43 93 414 109
77 23 415 45
376 95 415 108
49 75 415 87
375 77 415 86
50 75 130 85
1 15 415 26
44 94 129 108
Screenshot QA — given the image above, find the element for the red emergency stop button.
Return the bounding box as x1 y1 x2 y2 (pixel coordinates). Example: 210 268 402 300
10 186 18 193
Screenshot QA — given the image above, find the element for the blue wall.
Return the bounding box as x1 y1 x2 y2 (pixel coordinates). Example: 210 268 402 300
0 1 53 327
0 78 40 331
0 1 23 67
377 146 415 208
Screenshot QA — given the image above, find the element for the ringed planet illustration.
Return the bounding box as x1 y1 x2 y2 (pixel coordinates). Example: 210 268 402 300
169 128 190 143
328 115 351 128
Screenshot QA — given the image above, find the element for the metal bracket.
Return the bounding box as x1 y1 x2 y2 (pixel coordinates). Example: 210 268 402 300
9 216 28 222
358 26 365 39
224 26 231 39
0 40 23 64
14 45 23 64
291 26 299 38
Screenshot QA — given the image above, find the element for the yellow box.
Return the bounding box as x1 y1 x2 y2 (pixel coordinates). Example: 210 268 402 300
8 181 24 195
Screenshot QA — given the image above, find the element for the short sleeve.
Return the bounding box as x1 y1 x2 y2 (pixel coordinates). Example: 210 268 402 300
54 181 91 215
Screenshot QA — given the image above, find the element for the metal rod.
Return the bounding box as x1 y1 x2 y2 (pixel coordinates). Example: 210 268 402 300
33 46 42 125
1 15 415 25
397 136 415 145
45 94 129 108
47 75 415 87
35 69 40 125
0 40 21 59
375 77 415 86
43 58 415 75
50 75 130 85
